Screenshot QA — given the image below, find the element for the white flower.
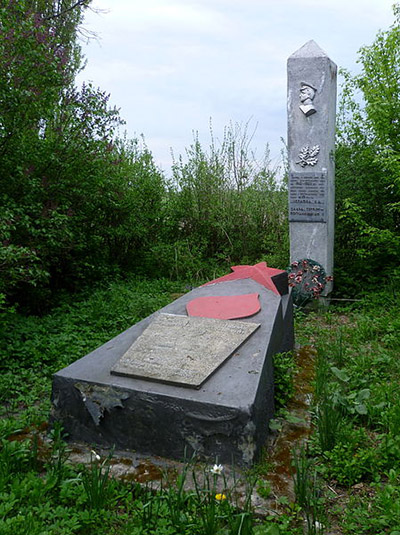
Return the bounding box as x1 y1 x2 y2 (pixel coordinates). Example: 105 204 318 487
91 449 101 462
314 521 324 530
210 463 224 475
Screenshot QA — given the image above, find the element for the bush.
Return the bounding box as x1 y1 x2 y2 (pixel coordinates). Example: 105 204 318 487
162 122 289 276
335 5 400 293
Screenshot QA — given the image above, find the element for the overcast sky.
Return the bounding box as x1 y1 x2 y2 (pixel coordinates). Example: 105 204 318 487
77 0 395 174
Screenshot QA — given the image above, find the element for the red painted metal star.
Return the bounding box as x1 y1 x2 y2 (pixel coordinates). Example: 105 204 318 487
203 262 286 295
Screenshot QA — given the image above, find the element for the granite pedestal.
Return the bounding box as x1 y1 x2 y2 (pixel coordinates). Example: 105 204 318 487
51 275 293 466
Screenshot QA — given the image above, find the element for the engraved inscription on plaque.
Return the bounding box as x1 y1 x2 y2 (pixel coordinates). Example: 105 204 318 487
289 171 327 222
111 313 260 389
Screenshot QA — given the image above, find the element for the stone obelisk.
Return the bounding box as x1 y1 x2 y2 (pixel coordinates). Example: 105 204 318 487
287 40 337 293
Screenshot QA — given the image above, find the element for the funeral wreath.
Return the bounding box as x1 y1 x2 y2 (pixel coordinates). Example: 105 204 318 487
287 258 333 306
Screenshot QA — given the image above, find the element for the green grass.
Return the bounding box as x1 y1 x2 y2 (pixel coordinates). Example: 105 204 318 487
294 290 400 534
0 276 187 422
1 277 400 534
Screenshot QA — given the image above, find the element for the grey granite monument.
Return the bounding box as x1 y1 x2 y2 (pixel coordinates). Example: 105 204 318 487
51 264 293 466
287 40 337 293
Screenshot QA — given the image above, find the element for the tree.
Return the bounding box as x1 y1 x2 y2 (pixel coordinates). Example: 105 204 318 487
0 1 91 299
335 4 400 293
0 1 166 310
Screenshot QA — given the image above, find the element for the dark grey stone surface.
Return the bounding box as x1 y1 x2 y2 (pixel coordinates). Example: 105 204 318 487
51 278 294 466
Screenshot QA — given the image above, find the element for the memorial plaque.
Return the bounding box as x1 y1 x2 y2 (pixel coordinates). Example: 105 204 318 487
110 313 260 389
289 171 327 222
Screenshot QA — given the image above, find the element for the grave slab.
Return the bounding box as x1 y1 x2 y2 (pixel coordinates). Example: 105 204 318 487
51 274 293 466
111 313 260 388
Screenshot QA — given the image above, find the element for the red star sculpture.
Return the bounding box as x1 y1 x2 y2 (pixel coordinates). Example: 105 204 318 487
203 262 286 295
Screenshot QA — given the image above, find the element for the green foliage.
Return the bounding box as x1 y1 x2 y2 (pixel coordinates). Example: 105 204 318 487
273 352 296 410
315 394 343 453
335 4 400 293
323 426 377 486
80 450 115 510
291 444 325 534
2 84 166 309
0 0 88 300
292 444 313 510
309 292 400 485
291 288 400 535
159 121 289 282
0 430 264 535
0 0 84 143
343 470 400 534
0 2 166 310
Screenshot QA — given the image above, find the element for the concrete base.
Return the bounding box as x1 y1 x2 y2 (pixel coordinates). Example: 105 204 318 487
51 278 294 466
